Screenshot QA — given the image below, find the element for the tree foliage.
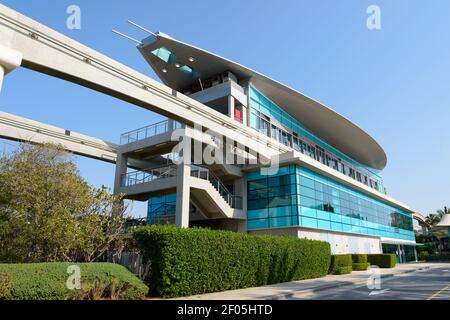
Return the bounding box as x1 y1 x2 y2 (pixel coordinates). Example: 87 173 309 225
425 206 449 227
0 143 127 263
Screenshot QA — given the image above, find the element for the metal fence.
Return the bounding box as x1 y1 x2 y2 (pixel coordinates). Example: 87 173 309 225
120 119 182 144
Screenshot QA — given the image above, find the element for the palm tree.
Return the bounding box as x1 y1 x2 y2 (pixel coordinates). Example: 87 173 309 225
436 206 449 219
425 213 441 226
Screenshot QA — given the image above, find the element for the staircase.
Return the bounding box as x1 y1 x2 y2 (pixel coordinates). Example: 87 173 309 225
190 165 242 209
119 164 245 220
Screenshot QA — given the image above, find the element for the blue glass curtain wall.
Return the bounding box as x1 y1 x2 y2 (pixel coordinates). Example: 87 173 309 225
247 165 415 242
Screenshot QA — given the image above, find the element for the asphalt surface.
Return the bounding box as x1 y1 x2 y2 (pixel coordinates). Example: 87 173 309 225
290 266 450 300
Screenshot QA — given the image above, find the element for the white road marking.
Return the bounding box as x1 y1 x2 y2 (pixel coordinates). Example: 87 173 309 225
369 288 391 296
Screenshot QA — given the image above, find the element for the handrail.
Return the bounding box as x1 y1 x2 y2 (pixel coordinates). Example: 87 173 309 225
190 165 243 209
120 119 182 145
121 164 177 187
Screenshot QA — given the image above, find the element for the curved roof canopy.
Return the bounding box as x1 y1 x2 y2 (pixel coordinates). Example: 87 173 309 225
138 32 387 170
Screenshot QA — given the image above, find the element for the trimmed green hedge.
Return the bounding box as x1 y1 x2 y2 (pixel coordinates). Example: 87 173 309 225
352 254 367 264
0 263 148 300
329 254 353 275
351 254 369 271
352 263 370 271
133 225 331 298
366 254 396 268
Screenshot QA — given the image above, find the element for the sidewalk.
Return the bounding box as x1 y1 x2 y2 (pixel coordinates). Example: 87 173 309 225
179 262 449 300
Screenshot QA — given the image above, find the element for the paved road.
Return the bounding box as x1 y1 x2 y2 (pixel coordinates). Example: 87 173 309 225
291 266 450 300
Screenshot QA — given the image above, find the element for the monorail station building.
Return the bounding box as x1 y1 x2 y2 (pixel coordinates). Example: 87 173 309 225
0 5 417 261
115 33 417 261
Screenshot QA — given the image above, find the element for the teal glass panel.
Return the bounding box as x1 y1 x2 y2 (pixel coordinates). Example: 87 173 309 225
270 216 292 228
248 219 269 230
331 222 343 232
302 216 318 228
269 206 292 218
300 206 317 218
316 210 331 221
151 47 175 63
317 220 331 230
248 209 269 220
330 213 342 223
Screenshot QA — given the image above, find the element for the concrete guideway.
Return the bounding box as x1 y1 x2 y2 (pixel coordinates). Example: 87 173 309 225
178 263 450 300
0 111 152 170
0 111 117 162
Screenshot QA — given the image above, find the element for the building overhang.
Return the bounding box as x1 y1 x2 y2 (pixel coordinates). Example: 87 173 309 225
380 238 417 246
138 32 387 170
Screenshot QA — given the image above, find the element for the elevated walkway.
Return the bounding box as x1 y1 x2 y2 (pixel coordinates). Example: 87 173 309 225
117 164 244 220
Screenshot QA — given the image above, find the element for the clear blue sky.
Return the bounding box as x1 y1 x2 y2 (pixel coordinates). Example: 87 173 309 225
1 0 449 217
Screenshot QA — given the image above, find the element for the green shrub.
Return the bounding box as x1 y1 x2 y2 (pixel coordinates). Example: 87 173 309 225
133 225 331 298
0 263 148 300
352 262 370 271
329 254 352 275
351 254 369 271
366 254 396 268
0 272 12 300
352 254 368 264
333 266 353 275
418 251 429 261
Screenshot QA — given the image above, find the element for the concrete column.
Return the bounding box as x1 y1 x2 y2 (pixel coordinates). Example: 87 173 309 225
175 136 192 228
0 66 4 93
167 118 174 131
113 153 128 195
242 105 248 127
228 95 235 120
240 175 248 233
0 45 23 93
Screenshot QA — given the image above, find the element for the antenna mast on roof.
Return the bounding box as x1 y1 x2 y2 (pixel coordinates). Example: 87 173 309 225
111 29 143 45
127 20 157 37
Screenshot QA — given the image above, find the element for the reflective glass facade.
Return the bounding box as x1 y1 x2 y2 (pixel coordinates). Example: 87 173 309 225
249 86 384 192
147 194 176 225
247 165 414 242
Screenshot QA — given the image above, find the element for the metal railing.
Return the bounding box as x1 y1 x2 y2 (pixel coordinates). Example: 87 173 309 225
121 164 177 187
190 165 243 209
120 119 182 145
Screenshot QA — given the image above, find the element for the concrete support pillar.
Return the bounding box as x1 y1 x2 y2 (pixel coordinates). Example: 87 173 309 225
242 105 248 127
228 95 235 120
175 135 191 228
167 118 174 131
113 153 128 195
0 66 4 93
0 45 23 93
